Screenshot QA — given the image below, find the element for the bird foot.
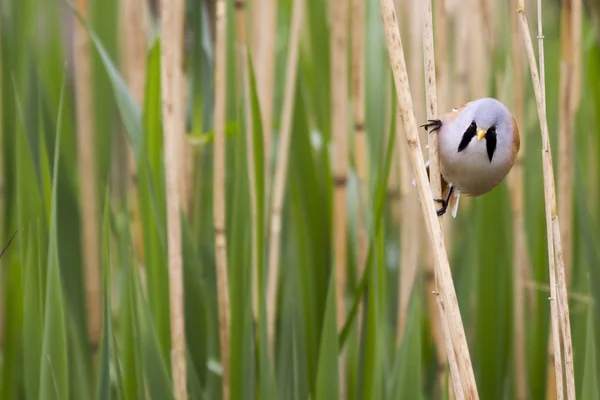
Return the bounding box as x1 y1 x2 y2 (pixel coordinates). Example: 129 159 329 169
420 119 442 132
433 185 454 217
433 198 448 216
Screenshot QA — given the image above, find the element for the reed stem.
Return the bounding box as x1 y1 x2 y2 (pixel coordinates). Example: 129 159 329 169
509 2 528 398
160 0 188 396
74 0 102 355
331 0 349 332
214 0 231 398
379 1 478 397
120 0 147 264
517 1 576 398
352 0 368 326
252 0 276 199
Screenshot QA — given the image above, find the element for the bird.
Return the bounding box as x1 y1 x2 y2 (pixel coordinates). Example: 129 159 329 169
419 97 520 217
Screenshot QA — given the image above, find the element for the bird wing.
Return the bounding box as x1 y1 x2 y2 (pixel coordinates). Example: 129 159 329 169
439 102 468 126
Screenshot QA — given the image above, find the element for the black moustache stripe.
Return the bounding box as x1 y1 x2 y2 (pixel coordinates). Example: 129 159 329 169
486 127 497 162
457 121 477 153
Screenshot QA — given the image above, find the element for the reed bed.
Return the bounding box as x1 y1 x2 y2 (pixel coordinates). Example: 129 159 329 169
1 0 599 399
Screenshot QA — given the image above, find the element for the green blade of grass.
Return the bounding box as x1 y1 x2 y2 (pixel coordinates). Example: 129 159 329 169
339 84 396 349
581 303 599 399
95 189 112 400
137 39 172 362
39 74 69 400
181 216 211 399
315 272 339 400
474 186 513 399
247 50 276 399
68 3 142 160
389 292 423 400
228 100 255 400
14 72 45 400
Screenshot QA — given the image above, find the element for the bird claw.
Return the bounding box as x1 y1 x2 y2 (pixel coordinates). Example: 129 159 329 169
420 119 442 132
433 185 454 217
435 199 448 216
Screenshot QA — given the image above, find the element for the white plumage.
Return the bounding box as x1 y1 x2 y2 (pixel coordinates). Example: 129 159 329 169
420 97 521 217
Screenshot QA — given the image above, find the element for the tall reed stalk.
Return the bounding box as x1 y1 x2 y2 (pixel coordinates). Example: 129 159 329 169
160 0 187 397
558 0 574 282
331 0 349 332
214 0 231 398
120 0 147 262
252 0 276 198
352 0 367 316
420 1 457 397
379 0 478 397
331 0 349 394
266 0 303 356
469 0 487 100
509 2 528 398
517 0 576 398
433 0 448 113
74 0 101 354
558 0 581 284
397 0 424 344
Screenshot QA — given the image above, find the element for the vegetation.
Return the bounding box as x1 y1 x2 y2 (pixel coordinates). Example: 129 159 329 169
1 0 600 398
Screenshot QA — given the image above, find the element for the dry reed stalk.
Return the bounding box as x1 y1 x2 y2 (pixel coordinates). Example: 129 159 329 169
509 2 528 398
396 120 421 343
252 0 276 199
421 0 440 205
266 0 303 357
384 57 401 224
433 0 456 255
379 1 478 397
559 0 581 285
74 0 102 353
330 0 349 395
517 1 576 398
437 295 465 400
477 0 494 55
331 0 349 332
469 0 487 100
352 0 367 304
558 0 574 283
396 0 423 345
453 4 469 105
160 0 188 397
433 0 448 113
214 0 231 398
545 339 560 400
120 0 147 263
570 0 581 114
404 0 447 390
421 1 462 396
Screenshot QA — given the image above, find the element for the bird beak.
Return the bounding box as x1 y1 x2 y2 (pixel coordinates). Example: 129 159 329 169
476 129 486 141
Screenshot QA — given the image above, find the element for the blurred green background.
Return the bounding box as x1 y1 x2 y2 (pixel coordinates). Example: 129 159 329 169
1 0 600 398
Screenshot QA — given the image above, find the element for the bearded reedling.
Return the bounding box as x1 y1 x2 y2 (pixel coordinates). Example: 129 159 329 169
420 97 521 217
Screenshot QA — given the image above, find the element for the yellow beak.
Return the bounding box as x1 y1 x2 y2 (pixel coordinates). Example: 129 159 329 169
476 129 486 141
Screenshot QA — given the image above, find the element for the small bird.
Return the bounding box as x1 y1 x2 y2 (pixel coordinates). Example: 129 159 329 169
420 97 520 217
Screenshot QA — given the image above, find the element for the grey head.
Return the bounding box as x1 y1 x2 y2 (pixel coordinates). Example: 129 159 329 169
453 97 514 162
